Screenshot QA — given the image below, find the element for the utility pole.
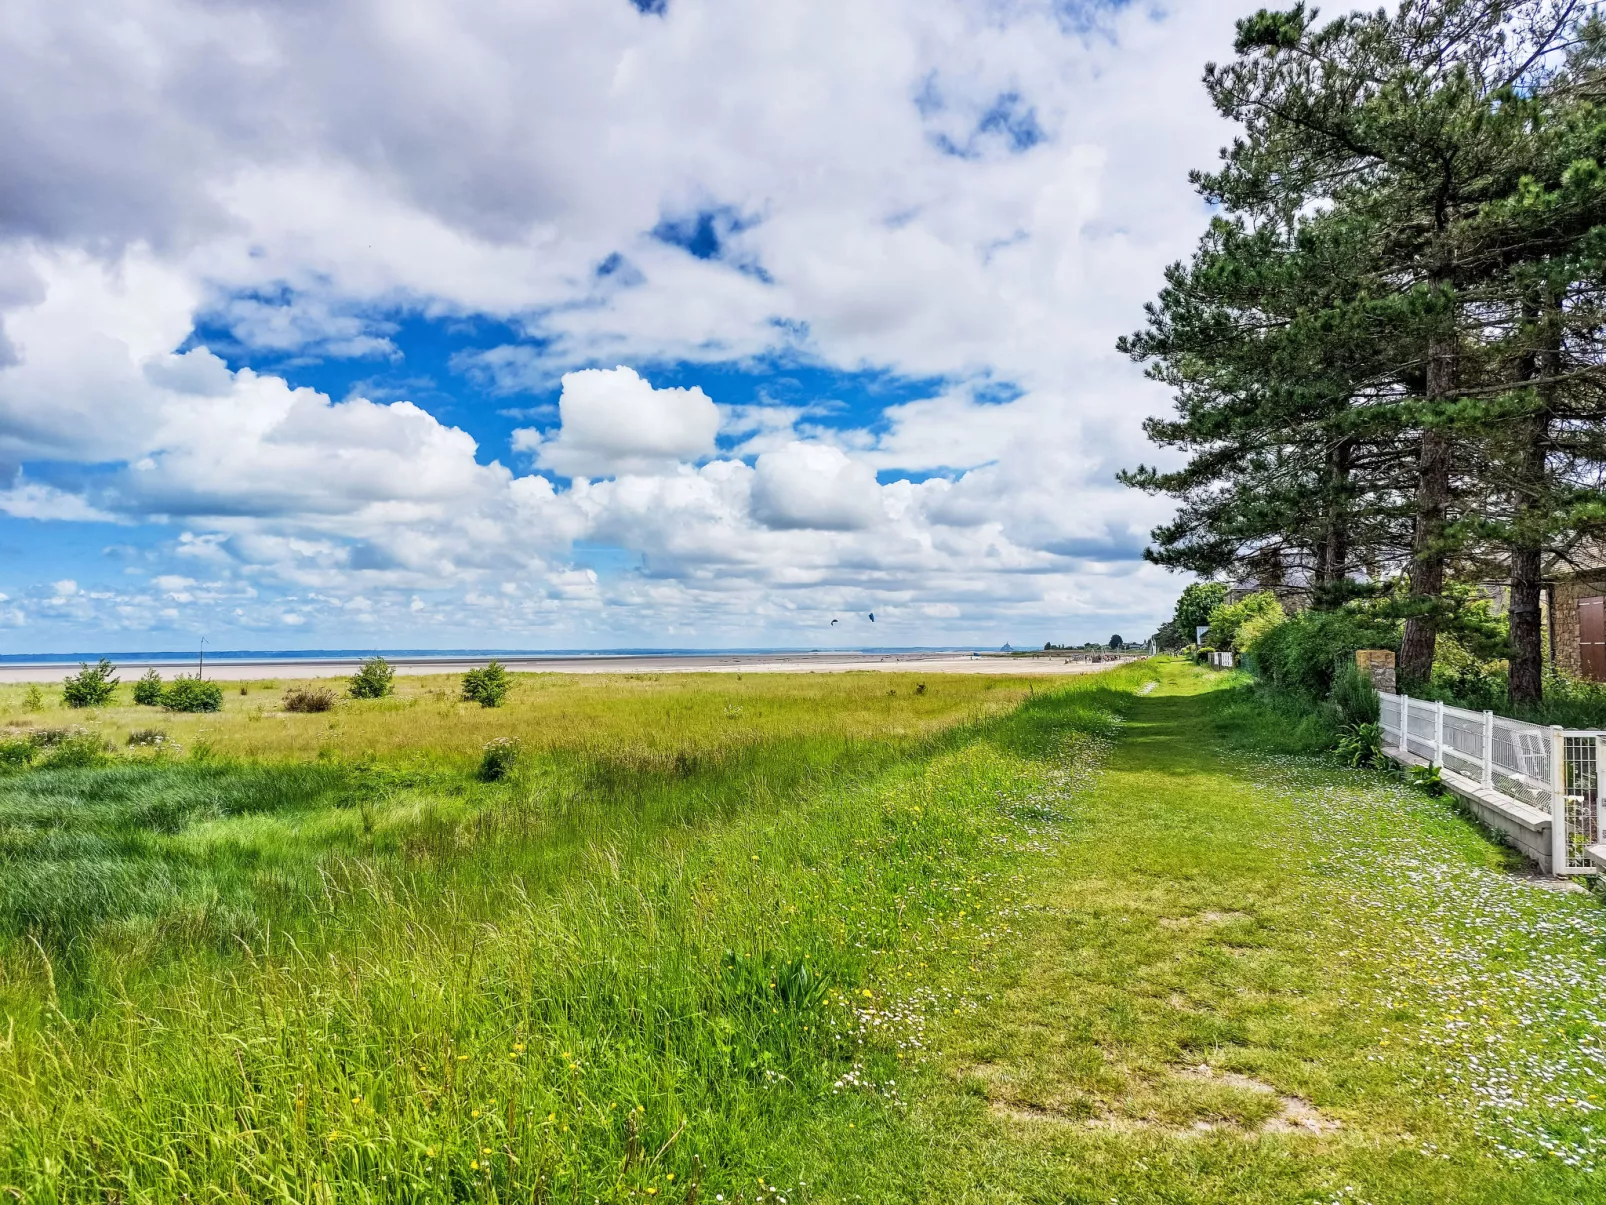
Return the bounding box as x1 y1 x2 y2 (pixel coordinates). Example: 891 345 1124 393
199 636 206 680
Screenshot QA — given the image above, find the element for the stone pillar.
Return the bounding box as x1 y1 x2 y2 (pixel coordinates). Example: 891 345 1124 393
1356 649 1396 694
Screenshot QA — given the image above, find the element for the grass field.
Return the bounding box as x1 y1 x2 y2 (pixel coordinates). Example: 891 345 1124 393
4 661 1606 1201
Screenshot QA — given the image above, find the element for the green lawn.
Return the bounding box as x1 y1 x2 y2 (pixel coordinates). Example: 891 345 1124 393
3 661 1606 1201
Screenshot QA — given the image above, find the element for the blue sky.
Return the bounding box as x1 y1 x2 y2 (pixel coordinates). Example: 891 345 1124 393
0 0 1250 652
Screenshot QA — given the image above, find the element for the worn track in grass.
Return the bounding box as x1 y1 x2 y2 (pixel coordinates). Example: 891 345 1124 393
909 661 1606 1202
5 661 1606 1202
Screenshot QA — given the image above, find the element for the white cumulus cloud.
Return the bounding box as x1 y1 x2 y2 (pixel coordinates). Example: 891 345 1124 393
536 366 721 478
751 442 884 532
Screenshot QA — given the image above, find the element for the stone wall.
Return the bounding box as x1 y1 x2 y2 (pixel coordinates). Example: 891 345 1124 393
1553 571 1606 680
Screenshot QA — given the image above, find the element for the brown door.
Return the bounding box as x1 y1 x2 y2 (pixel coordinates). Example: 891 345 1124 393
1581 596 1606 681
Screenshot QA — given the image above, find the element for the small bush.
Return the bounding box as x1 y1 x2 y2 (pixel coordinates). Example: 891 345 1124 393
162 676 224 713
21 685 43 712
283 686 336 713
62 659 118 708
462 661 511 708
1329 661 1381 726
132 668 165 706
0 738 33 769
348 657 395 700
478 737 522 782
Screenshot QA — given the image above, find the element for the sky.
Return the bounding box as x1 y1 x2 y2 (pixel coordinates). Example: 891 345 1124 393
0 0 1258 653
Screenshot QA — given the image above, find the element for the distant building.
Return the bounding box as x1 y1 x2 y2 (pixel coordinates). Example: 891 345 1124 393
1551 562 1606 681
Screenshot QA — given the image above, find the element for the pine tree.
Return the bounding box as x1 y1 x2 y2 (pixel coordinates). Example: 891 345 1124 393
1127 0 1592 689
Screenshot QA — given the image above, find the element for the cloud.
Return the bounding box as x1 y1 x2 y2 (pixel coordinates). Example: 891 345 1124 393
0 0 1262 646
0 479 119 523
536 366 721 478
751 442 884 531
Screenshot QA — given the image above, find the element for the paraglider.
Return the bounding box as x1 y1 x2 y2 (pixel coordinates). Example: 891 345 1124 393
868 613 875 622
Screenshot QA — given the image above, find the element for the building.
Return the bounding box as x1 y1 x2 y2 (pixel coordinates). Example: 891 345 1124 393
1552 567 1606 681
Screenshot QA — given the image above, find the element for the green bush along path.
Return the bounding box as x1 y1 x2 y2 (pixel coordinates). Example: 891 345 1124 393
4 662 1606 1201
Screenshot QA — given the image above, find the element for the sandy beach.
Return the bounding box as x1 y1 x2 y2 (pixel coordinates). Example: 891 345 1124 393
0 650 1140 684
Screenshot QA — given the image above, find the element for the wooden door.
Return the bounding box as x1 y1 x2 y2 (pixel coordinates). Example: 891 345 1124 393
1580 596 1606 681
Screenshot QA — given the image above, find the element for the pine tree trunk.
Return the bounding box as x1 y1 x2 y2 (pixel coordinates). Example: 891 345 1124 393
1318 437 1352 597
1399 336 1458 686
1509 532 1544 709
1508 308 1556 712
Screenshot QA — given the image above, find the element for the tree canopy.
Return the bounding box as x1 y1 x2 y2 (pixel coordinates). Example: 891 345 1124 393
1126 0 1606 707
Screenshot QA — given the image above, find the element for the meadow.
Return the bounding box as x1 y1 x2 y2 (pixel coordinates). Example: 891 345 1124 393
3 662 1606 1202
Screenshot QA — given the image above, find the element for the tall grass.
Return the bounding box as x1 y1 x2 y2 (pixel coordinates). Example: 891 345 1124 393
0 671 1035 764
0 667 1143 1201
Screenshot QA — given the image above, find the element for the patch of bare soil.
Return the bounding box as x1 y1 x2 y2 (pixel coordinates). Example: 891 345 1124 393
980 1062 1339 1138
1174 1064 1339 1135
1157 910 1249 929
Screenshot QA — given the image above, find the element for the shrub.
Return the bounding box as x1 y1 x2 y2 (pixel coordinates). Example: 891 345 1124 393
1426 635 1507 712
0 738 33 769
478 737 522 782
1234 604 1287 654
162 676 224 713
1329 661 1380 726
1206 592 1283 651
283 686 336 713
1250 608 1400 698
62 659 118 708
348 656 394 700
21 685 43 713
132 668 165 706
1528 671 1606 728
462 661 511 708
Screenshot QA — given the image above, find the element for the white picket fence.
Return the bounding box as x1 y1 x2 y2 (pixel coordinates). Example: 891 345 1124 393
1379 691 1604 875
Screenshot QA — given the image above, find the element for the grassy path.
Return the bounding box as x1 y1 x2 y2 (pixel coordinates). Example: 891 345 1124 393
7 661 1606 1202
891 662 1606 1202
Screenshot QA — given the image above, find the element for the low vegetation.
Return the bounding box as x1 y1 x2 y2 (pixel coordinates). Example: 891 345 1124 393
349 655 395 699
283 684 338 713
461 659 511 707
3 661 1604 1200
60 659 117 709
131 668 164 706
159 674 224 713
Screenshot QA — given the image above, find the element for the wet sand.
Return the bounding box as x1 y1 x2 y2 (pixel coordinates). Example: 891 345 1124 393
0 651 1140 684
